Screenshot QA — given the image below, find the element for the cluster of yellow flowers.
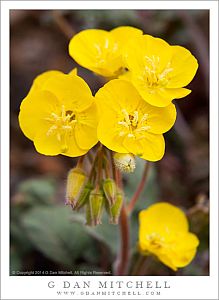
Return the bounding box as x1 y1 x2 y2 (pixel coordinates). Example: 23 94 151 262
18 26 199 271
19 26 198 162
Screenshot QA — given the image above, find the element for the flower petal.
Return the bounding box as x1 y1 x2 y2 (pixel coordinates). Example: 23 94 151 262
75 103 99 150
167 45 198 88
124 133 165 161
34 130 62 156
42 73 94 111
19 90 59 140
97 113 127 153
30 70 63 92
110 26 143 51
139 202 189 235
69 29 121 77
137 102 177 134
95 79 141 114
124 34 172 74
63 133 88 157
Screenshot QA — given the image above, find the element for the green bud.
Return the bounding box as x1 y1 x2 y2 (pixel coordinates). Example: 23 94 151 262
102 178 117 206
113 153 136 173
109 191 123 224
89 189 104 226
74 182 93 211
65 167 87 208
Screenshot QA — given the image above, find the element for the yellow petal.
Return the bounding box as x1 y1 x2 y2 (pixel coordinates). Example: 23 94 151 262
124 34 172 74
74 103 98 150
155 233 199 270
139 202 189 236
167 45 198 88
42 73 94 111
19 90 59 140
169 233 199 267
95 79 141 114
62 133 88 157
124 133 165 161
30 70 63 92
97 113 127 153
137 102 177 134
33 128 61 156
69 29 121 77
123 135 145 157
159 87 191 99
110 26 143 50
34 125 87 157
140 133 165 161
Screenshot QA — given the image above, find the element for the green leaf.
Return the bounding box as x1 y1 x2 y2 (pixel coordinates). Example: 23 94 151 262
21 206 92 266
18 178 57 206
85 219 120 255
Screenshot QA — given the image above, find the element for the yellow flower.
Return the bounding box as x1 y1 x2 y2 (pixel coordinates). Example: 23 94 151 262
19 71 98 157
95 79 176 161
69 26 143 77
123 34 198 107
139 202 199 271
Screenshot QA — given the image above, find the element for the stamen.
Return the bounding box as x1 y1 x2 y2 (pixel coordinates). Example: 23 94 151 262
121 109 131 125
139 113 149 125
118 121 129 128
119 131 126 137
135 126 151 133
47 125 57 136
132 111 139 126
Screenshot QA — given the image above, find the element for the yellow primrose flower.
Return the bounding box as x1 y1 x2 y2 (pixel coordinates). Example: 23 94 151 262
19 71 98 157
139 202 199 271
95 79 176 161
69 26 143 77
123 34 198 107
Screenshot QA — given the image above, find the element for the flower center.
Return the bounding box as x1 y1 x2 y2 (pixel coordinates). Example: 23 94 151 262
45 105 77 152
146 233 165 249
117 109 151 139
142 55 173 89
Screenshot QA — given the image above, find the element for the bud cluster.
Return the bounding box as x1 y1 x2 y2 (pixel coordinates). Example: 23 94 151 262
65 148 127 226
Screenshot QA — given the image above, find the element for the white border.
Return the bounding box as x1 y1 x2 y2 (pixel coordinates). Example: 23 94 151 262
1 1 218 300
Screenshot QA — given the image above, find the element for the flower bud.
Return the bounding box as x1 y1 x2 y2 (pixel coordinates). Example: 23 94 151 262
65 167 87 208
89 189 104 226
109 190 124 224
102 178 117 206
113 153 136 173
74 182 93 211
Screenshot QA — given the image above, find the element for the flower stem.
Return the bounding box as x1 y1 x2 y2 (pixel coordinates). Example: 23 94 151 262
114 168 130 275
127 161 151 214
109 150 116 181
76 155 85 169
131 254 148 275
115 204 130 275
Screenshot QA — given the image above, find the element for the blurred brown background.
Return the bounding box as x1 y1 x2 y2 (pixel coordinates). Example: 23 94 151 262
10 10 209 276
